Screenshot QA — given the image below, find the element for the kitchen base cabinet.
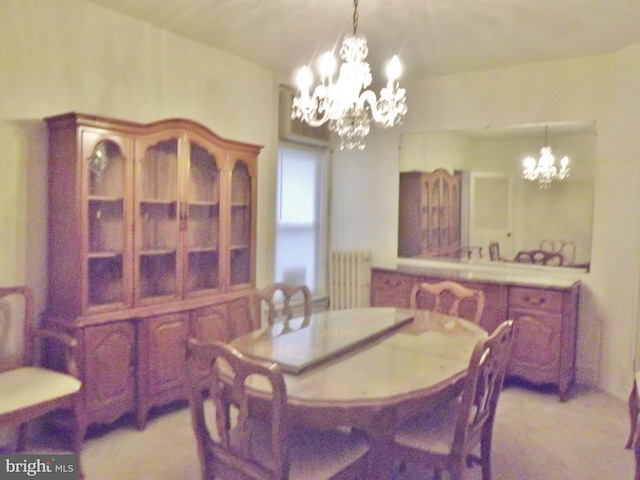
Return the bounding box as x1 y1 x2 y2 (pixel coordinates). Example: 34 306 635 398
371 265 579 400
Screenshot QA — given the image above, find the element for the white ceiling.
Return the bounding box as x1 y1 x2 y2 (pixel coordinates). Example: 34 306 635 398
85 0 640 82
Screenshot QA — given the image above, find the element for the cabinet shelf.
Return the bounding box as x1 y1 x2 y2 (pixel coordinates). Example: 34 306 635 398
88 251 122 259
189 201 219 208
139 248 177 256
89 196 124 204
140 199 178 206
188 247 219 254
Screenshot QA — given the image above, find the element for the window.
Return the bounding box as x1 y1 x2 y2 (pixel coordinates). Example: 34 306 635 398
274 145 329 296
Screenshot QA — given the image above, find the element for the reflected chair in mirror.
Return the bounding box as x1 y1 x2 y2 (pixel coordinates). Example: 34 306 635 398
625 371 640 480
514 250 563 266
488 241 502 261
393 320 515 480
187 339 370 479
0 286 86 476
410 281 485 324
252 283 312 327
540 239 576 265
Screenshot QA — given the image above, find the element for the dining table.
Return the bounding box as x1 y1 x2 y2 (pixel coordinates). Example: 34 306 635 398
228 307 488 480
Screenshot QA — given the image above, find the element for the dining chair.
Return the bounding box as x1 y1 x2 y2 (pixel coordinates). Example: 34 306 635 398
393 319 515 480
488 241 502 261
626 371 640 480
0 286 86 477
187 338 370 479
252 283 312 327
540 239 576 265
514 250 563 266
410 281 485 324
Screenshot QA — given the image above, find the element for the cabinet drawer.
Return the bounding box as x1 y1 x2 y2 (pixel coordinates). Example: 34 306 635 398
371 271 414 308
373 272 414 290
508 287 563 313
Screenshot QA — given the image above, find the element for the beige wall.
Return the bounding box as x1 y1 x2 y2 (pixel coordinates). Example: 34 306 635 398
0 0 280 314
332 48 640 400
3 0 640 403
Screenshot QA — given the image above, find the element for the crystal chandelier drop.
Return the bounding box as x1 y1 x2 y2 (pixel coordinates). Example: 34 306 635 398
522 125 570 189
291 0 407 150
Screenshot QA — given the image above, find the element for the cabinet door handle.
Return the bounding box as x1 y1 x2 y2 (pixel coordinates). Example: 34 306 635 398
179 203 188 231
524 296 545 305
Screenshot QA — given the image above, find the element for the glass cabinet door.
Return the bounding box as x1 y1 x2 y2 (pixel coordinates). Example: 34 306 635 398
429 174 442 251
86 138 127 309
229 160 253 287
136 137 179 303
185 141 221 295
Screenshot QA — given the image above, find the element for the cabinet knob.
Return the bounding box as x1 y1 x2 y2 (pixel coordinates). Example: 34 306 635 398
524 296 545 305
179 204 188 230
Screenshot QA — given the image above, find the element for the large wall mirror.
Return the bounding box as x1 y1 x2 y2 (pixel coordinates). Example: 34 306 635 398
398 120 596 271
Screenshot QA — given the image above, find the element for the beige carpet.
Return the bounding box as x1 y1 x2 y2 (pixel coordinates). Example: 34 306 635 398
32 382 636 479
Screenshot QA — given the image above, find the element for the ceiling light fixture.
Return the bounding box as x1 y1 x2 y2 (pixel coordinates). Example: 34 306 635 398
291 0 407 150
522 125 570 189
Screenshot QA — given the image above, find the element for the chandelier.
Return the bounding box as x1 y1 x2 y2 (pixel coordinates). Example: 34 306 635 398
522 125 570 189
291 0 407 150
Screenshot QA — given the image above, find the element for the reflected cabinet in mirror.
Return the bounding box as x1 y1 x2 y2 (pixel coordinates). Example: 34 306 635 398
398 121 596 270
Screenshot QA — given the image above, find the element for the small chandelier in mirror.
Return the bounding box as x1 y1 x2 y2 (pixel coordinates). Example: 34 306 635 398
291 0 407 150
522 125 570 189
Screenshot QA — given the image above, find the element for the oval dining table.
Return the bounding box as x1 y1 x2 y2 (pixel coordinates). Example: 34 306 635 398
228 307 488 480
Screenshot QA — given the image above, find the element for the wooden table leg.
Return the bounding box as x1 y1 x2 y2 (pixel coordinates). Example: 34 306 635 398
624 377 640 480
361 408 399 480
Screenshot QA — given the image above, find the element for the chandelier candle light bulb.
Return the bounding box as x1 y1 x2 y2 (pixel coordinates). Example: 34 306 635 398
386 55 402 88
291 0 407 150
319 52 337 82
522 126 570 188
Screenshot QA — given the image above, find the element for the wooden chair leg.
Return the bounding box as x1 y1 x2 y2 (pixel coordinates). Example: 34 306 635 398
16 423 28 451
480 428 493 480
628 379 639 449
635 420 640 480
72 396 87 480
448 462 464 480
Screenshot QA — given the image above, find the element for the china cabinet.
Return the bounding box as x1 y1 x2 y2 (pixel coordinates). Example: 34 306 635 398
371 264 579 400
398 169 461 258
44 113 261 428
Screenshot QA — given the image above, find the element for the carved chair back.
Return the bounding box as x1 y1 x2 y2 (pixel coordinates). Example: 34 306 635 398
410 281 485 324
